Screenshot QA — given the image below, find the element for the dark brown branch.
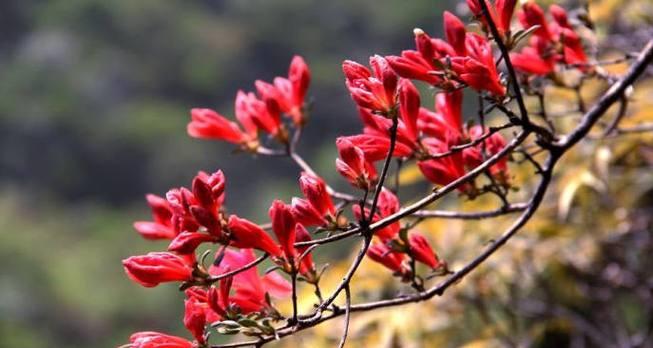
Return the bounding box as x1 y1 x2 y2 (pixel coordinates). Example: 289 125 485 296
336 285 352 348
206 254 268 283
412 202 527 219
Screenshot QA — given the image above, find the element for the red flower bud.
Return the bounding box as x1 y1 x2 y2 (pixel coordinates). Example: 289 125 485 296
294 224 315 276
298 173 335 218
367 242 408 274
228 215 282 257
408 232 441 269
386 50 442 85
133 194 176 240
187 108 246 144
335 137 372 190
128 332 193 348
291 197 327 227
443 12 467 55
122 252 193 287
289 55 311 109
518 2 552 41
168 231 218 255
208 276 233 319
183 297 207 344
496 0 517 33
398 79 421 141
269 200 297 259
339 134 414 162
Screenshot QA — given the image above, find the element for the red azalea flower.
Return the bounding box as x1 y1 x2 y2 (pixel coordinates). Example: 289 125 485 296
408 232 441 269
398 78 421 142
443 11 467 55
335 137 375 190
187 108 248 144
133 194 176 240
183 297 207 345
367 242 408 275
294 224 316 276
227 215 282 257
343 55 398 114
210 249 291 314
269 200 297 259
418 137 468 190
467 0 517 36
338 134 414 162
290 197 327 227
352 188 400 241
463 125 510 181
168 231 218 255
451 33 506 97
298 172 336 218
122 252 194 287
128 332 194 348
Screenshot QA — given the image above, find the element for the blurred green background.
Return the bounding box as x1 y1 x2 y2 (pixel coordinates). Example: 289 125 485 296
0 1 454 346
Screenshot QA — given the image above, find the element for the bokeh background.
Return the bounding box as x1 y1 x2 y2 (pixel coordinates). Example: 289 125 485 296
2 1 653 348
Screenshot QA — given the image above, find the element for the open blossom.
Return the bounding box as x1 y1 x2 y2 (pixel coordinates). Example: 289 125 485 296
228 215 282 257
162 170 229 254
343 55 398 114
451 33 506 97
127 332 194 348
511 3 588 75
122 252 194 288
210 249 291 314
256 55 311 125
133 194 176 240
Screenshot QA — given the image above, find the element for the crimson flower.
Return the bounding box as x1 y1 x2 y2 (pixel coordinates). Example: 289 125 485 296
127 332 194 348
133 194 176 240
343 55 398 115
352 188 400 241
183 297 208 345
335 137 376 190
291 197 326 227
298 172 336 219
467 0 517 36
227 215 282 257
269 200 297 259
408 232 441 269
451 33 506 97
122 252 194 288
187 108 248 145
255 55 311 126
418 137 468 189
294 224 316 277
367 242 408 275
210 249 291 314
463 125 510 181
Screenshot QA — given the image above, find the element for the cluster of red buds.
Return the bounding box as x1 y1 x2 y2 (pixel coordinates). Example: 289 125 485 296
121 0 599 346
